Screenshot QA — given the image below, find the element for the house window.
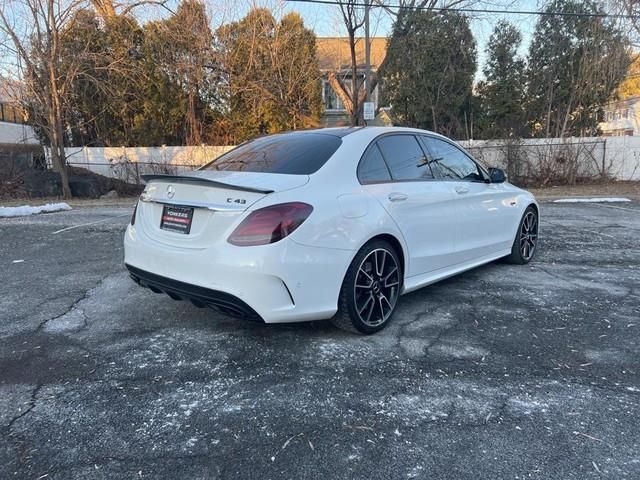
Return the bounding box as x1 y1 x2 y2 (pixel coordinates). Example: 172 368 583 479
323 80 344 111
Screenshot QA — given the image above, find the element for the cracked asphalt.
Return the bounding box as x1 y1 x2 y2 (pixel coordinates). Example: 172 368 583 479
1 200 639 479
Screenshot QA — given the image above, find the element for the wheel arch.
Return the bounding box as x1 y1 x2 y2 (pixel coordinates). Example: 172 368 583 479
509 198 539 238
522 201 540 233
358 233 407 284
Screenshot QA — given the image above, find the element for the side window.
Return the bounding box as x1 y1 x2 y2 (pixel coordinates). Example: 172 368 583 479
376 135 434 181
358 144 391 183
422 136 484 182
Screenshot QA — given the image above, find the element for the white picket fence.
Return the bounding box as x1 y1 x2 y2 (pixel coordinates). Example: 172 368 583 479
49 136 640 183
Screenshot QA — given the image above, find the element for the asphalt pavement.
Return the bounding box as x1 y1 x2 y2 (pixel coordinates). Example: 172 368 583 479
1 200 639 479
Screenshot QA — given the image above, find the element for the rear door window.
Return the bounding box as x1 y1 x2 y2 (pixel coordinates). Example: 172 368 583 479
201 133 342 175
376 135 434 181
358 144 392 183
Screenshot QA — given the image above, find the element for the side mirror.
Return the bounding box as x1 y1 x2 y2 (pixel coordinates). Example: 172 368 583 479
489 167 506 184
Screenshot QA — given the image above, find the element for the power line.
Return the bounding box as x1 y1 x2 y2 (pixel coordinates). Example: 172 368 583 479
285 0 640 20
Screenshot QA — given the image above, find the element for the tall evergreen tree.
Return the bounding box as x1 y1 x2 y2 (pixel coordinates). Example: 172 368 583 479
476 21 526 139
526 0 630 138
145 0 219 145
60 1 220 147
60 9 184 146
216 9 322 143
381 11 477 138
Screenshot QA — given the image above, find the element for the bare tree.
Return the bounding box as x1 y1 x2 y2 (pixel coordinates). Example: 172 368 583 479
373 0 472 17
331 1 367 126
89 0 169 20
0 0 90 197
608 0 640 44
330 0 487 126
0 0 174 198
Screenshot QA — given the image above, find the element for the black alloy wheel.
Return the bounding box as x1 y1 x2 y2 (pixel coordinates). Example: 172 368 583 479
332 240 401 334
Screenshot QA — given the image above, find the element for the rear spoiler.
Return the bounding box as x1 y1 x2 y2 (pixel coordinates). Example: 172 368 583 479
141 174 274 194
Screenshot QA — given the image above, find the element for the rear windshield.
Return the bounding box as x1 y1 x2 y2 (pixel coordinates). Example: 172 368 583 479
201 133 342 175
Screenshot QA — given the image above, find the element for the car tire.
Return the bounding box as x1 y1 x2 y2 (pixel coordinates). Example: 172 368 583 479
504 206 539 265
331 240 402 334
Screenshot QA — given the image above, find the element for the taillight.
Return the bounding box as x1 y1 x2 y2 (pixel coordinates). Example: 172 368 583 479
228 202 313 246
131 201 138 225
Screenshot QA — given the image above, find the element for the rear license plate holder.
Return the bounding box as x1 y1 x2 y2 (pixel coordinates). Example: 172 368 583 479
160 205 194 234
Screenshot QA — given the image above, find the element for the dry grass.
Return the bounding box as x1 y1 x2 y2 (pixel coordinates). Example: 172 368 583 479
529 181 640 201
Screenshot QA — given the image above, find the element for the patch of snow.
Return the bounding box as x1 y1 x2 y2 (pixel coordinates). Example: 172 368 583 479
0 202 71 217
553 197 631 203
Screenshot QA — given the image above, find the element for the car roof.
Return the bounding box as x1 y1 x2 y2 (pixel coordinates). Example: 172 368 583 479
261 126 454 144
268 127 362 138
337 126 456 144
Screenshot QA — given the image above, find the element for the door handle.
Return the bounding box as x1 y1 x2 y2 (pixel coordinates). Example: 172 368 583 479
455 185 469 194
388 192 408 202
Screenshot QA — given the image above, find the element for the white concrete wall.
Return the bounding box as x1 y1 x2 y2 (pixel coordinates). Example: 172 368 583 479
598 136 640 180
0 121 39 145
46 136 640 182
459 137 640 181
54 145 235 181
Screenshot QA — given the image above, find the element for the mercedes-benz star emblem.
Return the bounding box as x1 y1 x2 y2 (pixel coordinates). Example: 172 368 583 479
166 184 175 199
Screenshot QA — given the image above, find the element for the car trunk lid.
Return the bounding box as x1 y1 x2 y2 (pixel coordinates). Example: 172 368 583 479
137 171 308 248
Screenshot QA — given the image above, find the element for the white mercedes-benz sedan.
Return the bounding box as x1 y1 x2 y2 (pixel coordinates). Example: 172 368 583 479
124 127 538 333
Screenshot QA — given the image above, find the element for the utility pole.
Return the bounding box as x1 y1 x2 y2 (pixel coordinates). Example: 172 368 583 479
364 0 371 103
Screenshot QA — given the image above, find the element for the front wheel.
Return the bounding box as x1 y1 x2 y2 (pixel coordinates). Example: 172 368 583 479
331 240 402 334
505 206 539 264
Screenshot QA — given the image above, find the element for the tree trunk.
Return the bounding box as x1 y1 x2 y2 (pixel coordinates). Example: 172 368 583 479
187 88 201 145
57 151 72 198
48 109 72 198
46 0 72 199
327 72 353 113
348 30 360 126
90 0 117 20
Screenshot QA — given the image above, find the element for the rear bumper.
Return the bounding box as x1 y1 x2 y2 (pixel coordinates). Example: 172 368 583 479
124 224 353 323
126 264 262 321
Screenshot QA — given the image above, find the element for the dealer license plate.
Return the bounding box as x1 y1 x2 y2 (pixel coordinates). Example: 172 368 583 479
160 205 194 234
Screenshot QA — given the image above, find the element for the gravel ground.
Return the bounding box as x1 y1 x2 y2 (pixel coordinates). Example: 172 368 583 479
1 200 639 479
